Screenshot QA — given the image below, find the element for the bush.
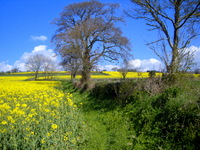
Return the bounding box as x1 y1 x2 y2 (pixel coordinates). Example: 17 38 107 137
89 79 138 107
162 73 194 86
148 70 156 78
124 83 200 149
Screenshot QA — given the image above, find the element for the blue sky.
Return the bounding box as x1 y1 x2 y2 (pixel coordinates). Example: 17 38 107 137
0 0 200 72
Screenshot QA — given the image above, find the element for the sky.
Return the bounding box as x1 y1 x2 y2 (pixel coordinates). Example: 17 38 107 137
0 0 200 72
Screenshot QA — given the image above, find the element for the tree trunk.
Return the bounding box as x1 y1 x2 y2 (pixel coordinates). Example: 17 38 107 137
35 71 38 80
169 48 179 73
168 1 180 74
71 71 76 82
80 55 92 89
80 63 91 87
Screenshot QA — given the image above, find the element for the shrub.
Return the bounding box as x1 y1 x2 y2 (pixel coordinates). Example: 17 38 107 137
124 82 200 149
148 70 156 78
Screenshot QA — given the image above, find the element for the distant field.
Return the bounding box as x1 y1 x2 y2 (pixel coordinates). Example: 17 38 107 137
0 71 199 80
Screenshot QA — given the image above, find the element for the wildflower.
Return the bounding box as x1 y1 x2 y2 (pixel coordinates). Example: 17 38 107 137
21 104 27 107
7 116 15 123
64 136 68 141
16 103 20 107
1 129 6 133
47 132 51 136
51 123 58 130
41 138 45 144
1 120 7 125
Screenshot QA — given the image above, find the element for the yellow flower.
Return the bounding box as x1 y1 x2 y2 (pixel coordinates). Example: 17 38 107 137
41 138 45 144
47 132 51 136
21 104 27 107
1 120 7 125
51 123 58 130
16 103 20 107
7 116 15 123
1 129 7 133
64 136 68 141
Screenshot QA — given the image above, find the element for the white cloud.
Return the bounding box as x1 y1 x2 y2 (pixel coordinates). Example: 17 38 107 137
129 58 163 72
13 45 59 71
32 45 47 52
102 65 120 71
31 35 47 41
187 45 200 67
127 45 200 72
98 59 163 71
0 61 13 72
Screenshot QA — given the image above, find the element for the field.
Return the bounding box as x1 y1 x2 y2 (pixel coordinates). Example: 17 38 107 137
0 76 86 149
0 72 200 149
2 71 166 80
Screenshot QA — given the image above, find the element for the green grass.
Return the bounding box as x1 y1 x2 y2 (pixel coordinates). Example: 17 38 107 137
59 81 133 149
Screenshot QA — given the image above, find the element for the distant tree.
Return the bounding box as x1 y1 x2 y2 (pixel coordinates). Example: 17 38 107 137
52 0 131 88
127 0 200 73
112 67 118 72
43 57 56 79
194 68 200 74
119 60 130 79
60 55 82 80
148 70 157 78
25 54 55 80
127 69 138 72
92 65 101 72
10 68 20 73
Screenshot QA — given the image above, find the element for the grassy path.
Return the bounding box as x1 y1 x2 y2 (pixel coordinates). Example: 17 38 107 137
60 81 133 149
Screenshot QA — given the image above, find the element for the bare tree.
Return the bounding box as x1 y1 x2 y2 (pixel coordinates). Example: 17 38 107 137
127 0 200 73
25 54 55 80
10 68 20 73
119 60 130 79
43 57 56 79
112 67 118 71
52 0 131 87
60 55 82 81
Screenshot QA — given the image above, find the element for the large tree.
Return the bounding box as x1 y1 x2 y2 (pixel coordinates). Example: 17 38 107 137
127 0 200 73
52 0 131 87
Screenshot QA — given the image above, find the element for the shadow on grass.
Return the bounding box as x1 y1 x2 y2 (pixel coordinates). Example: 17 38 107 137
58 80 119 112
86 82 119 111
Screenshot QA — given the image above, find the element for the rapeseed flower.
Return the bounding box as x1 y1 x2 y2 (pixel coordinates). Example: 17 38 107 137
1 120 7 125
51 123 58 130
0 76 85 149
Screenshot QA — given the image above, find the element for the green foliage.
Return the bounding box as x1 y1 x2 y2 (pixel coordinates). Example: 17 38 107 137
148 70 156 78
124 82 200 149
162 73 195 86
89 79 139 107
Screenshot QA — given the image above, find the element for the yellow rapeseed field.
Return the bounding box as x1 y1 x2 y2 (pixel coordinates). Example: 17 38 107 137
103 71 162 78
0 76 85 149
56 71 162 79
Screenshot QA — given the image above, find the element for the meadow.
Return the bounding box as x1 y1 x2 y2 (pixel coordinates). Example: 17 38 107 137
0 72 200 149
